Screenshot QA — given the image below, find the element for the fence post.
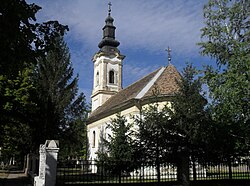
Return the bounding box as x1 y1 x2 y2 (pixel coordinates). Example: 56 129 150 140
119 169 121 184
101 161 104 181
228 159 232 179
25 154 30 175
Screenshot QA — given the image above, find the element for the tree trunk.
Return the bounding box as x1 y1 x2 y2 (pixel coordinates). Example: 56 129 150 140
177 151 189 186
156 159 160 183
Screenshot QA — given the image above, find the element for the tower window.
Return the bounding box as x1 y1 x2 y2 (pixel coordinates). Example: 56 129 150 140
92 131 96 148
96 71 99 86
109 70 114 84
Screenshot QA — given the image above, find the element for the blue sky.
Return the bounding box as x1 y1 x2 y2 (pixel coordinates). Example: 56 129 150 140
28 0 215 104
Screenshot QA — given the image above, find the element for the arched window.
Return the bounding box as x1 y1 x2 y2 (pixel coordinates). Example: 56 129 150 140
109 70 114 84
92 131 96 148
96 71 99 86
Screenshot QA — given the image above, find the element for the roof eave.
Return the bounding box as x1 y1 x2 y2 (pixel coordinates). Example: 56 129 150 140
86 94 175 124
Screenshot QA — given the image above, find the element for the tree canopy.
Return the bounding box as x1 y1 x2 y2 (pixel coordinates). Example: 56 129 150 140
134 64 210 185
0 0 87 164
97 114 134 175
32 37 88 153
198 0 250 156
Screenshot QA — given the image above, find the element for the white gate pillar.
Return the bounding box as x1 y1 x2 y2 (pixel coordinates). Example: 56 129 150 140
34 140 59 186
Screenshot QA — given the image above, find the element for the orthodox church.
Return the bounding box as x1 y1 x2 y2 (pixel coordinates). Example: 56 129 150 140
87 5 181 160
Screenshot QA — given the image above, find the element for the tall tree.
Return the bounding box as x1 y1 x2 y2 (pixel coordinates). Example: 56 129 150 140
0 0 68 163
198 0 250 157
97 114 134 176
135 64 210 185
134 102 171 183
166 64 210 185
32 37 88 154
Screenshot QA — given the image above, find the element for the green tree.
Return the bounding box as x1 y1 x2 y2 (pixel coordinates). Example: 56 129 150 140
0 68 35 165
0 0 68 77
166 64 210 184
135 102 171 182
135 64 210 185
198 0 250 157
60 116 89 160
32 37 88 156
97 114 134 176
0 0 40 158
0 0 68 163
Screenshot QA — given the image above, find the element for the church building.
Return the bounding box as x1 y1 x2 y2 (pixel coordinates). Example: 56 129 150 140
87 5 181 160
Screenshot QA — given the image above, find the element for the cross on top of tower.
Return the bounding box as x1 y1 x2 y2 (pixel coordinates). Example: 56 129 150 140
108 2 112 16
165 47 171 65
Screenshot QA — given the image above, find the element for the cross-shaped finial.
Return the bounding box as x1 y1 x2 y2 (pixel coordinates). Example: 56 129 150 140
108 2 112 16
165 47 171 65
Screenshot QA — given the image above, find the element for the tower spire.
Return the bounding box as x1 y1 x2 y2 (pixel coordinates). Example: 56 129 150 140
97 2 120 54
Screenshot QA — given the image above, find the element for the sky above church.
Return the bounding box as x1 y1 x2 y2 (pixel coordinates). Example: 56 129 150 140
27 0 215 104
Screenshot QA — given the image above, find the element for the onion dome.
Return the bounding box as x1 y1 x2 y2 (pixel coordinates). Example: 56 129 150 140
98 2 120 54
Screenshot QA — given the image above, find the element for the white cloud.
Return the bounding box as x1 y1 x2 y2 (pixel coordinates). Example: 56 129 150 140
33 0 207 56
28 0 211 101
123 63 159 87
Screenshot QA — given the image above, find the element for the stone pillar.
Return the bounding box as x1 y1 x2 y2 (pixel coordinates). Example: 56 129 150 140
25 154 30 175
32 154 37 176
45 140 59 186
34 140 59 186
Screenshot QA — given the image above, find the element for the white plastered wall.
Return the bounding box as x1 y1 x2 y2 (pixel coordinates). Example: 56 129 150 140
87 101 172 160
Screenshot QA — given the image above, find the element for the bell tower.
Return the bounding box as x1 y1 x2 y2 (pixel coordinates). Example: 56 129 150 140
91 3 125 112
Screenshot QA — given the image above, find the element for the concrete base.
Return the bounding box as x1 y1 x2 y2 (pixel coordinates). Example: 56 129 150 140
34 176 45 186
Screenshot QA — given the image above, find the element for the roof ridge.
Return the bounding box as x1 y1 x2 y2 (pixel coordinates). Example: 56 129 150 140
88 67 162 120
135 67 165 99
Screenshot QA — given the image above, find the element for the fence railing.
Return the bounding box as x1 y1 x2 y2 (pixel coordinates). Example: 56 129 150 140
56 159 250 185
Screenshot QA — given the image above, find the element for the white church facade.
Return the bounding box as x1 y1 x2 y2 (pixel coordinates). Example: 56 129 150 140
87 6 181 160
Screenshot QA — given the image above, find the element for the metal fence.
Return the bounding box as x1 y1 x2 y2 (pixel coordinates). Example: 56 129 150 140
56 159 250 185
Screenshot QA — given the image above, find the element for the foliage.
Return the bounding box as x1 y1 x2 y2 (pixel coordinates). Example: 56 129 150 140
0 68 36 159
0 0 68 77
167 64 210 159
135 64 210 185
32 37 88 156
97 114 134 175
136 64 209 161
0 0 40 77
134 102 174 182
0 0 69 163
199 0 249 65
134 103 171 163
198 0 250 157
165 64 211 184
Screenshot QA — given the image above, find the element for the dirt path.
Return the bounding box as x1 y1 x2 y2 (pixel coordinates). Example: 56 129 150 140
0 173 32 186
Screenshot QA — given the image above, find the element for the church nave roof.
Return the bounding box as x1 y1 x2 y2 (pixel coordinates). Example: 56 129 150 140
87 64 181 124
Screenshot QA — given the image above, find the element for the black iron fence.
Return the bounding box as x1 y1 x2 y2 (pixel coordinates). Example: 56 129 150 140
56 159 250 185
